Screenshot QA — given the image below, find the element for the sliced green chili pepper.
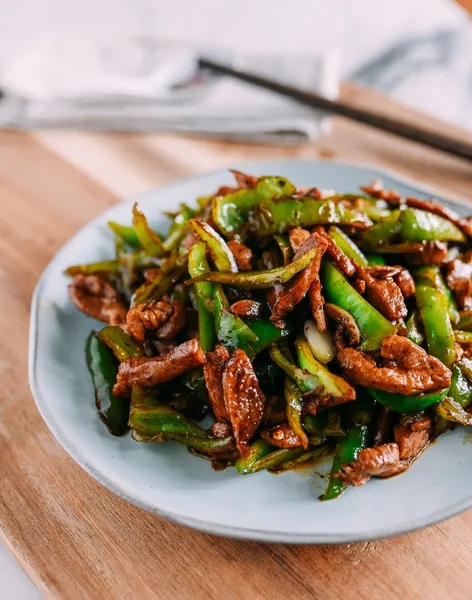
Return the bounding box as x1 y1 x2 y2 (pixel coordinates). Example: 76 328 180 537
434 397 472 427
234 440 274 474
303 413 345 437
295 334 355 399
66 259 122 276
458 311 472 331
248 318 287 354
189 220 238 272
274 233 293 265
321 261 396 351
162 204 194 252
214 284 258 354
362 210 401 247
188 241 216 351
180 367 209 402
249 198 372 236
449 363 472 408
98 326 145 361
328 225 369 266
131 385 160 407
237 445 308 474
133 252 188 305
86 332 130 436
187 245 319 289
269 443 331 473
400 208 466 242
321 425 369 501
269 343 321 394
284 377 308 449
406 309 425 345
415 265 459 325
108 222 141 248
364 253 386 266
132 203 166 257
368 387 449 413
455 331 472 343
213 176 295 236
129 405 233 451
415 283 456 366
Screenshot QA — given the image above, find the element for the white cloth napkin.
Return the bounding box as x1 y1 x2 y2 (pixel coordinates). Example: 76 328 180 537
0 37 339 142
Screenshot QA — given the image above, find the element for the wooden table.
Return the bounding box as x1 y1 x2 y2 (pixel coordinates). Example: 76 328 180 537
2 83 472 600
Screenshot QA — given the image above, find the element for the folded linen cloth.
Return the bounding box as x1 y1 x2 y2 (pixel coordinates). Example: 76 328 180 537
0 37 338 142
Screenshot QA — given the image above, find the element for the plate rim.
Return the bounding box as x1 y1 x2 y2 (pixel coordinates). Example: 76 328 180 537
29 158 472 544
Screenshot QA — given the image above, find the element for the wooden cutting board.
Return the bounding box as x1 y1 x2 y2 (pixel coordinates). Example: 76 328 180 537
2 83 472 600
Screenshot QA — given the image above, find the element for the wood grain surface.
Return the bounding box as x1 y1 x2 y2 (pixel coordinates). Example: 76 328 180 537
2 83 472 600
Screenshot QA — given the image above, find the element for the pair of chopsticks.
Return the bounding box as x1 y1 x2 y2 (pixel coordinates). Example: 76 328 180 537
198 57 472 162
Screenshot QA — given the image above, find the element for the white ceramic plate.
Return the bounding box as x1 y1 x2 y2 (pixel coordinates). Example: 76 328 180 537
29 160 472 543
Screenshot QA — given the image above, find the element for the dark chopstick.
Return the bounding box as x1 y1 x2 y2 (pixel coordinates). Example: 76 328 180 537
198 57 472 162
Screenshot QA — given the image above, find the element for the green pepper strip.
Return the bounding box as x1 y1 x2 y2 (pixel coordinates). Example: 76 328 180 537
405 309 425 345
303 413 345 437
321 425 369 501
364 253 386 266
449 363 472 408
458 311 472 331
321 261 396 351
189 219 238 272
400 208 466 243
66 259 122 276
273 233 293 265
130 386 163 442
236 444 309 474
129 405 234 451
268 343 321 394
415 266 459 325
362 210 401 247
249 198 372 236
368 387 449 413
455 331 472 343
98 326 145 362
247 318 287 354
295 334 355 399
108 222 141 248
434 397 472 427
234 440 274 474
415 283 456 366
212 176 295 236
214 285 258 354
328 226 369 266
132 203 166 257
132 252 188 305
162 205 194 252
86 332 130 437
187 245 319 289
188 241 216 352
284 377 309 449
269 444 332 473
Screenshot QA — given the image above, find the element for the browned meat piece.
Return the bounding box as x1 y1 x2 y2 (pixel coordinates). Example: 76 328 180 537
261 423 303 448
394 415 431 460
214 185 239 196
354 278 366 294
303 393 355 416
406 241 448 266
292 187 323 200
126 299 173 342
309 278 326 332
222 349 266 457
269 233 328 321
143 267 161 282
69 274 127 325
335 443 401 486
227 240 253 271
394 268 415 298
262 396 286 425
324 303 361 350
360 181 402 203
230 169 258 188
230 299 263 318
203 345 230 421
152 339 178 357
356 265 407 321
113 338 205 396
154 301 186 340
338 335 451 395
183 229 200 250
313 226 356 276
446 259 472 310
288 227 310 253
367 265 403 278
